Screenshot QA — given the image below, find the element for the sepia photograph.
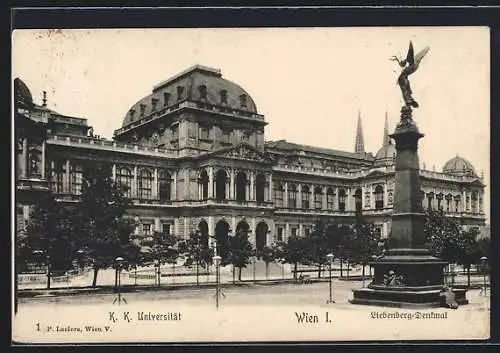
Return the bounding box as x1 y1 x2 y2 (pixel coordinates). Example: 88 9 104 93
12 26 490 343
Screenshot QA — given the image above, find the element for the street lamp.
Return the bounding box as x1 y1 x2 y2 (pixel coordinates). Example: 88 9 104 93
251 256 257 284
480 256 488 296
154 259 160 287
113 256 127 305
33 250 50 289
326 253 335 304
213 254 222 309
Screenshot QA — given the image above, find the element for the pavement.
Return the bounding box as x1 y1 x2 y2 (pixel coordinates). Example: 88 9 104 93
13 277 490 343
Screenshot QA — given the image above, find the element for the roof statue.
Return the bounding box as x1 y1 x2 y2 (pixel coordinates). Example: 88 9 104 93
390 41 430 110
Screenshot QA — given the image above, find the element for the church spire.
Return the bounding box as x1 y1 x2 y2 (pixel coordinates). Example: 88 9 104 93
355 110 365 154
383 111 390 147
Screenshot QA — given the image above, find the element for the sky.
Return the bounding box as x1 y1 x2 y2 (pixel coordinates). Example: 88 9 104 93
12 27 490 222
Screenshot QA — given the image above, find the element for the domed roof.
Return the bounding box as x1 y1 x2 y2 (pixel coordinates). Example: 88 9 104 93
374 141 396 166
122 65 258 127
14 77 34 109
443 155 477 177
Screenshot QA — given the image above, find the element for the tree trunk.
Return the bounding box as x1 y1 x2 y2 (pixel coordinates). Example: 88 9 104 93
114 268 118 287
347 261 350 279
294 262 298 280
238 267 242 281
362 264 366 279
340 259 343 278
266 263 269 280
92 266 99 287
196 260 199 286
318 264 322 278
232 266 235 284
467 265 471 288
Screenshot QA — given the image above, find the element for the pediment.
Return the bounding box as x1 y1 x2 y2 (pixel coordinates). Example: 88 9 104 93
211 143 274 164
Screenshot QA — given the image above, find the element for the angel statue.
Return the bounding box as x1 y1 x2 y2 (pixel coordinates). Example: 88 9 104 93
391 41 430 109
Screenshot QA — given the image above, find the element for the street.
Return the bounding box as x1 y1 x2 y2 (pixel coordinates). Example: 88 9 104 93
14 279 490 343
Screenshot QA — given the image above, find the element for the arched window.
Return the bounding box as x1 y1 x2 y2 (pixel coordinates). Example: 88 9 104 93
338 188 346 212
216 169 228 200
288 184 297 209
466 195 471 211
236 171 247 201
49 160 64 193
427 192 434 211
445 194 453 212
326 187 335 210
436 193 444 210
374 185 384 210
199 85 207 100
479 195 483 212
117 167 133 198
354 188 362 212
29 149 41 177
314 186 322 209
70 164 83 195
255 173 266 203
138 169 153 199
301 185 310 209
158 170 172 201
454 195 461 213
198 170 209 200
471 192 478 213
274 182 284 207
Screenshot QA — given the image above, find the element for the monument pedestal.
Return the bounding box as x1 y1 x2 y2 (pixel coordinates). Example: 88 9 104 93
351 107 468 308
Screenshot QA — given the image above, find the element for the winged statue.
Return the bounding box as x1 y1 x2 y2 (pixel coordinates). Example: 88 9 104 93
391 41 430 109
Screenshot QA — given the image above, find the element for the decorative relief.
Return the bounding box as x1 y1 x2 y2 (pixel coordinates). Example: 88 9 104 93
383 270 405 287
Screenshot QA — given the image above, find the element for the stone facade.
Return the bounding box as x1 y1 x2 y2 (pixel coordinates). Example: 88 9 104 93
14 66 487 252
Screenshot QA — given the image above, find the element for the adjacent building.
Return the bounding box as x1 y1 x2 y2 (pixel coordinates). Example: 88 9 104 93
15 65 487 252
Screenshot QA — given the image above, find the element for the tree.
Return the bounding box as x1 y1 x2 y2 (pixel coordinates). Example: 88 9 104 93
347 217 380 282
455 228 480 287
228 229 253 281
283 235 309 280
324 222 352 278
24 193 77 288
304 221 329 278
181 231 213 286
260 245 277 280
424 209 462 263
142 231 177 286
72 162 139 287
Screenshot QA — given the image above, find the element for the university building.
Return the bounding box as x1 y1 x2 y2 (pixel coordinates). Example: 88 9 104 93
15 65 487 252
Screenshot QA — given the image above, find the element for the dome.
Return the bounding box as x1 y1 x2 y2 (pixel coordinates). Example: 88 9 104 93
14 77 34 109
443 156 477 177
374 141 396 166
122 65 258 127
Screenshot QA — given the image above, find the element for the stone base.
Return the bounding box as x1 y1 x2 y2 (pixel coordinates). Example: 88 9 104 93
350 248 468 308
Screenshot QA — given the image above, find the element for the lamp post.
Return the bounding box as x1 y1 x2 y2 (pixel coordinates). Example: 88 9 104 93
33 250 50 289
213 254 222 309
480 256 488 296
326 253 335 304
154 259 160 287
113 256 126 305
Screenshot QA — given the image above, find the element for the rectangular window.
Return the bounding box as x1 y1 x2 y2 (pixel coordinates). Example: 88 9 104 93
49 161 65 193
199 126 210 140
274 187 284 207
314 192 322 209
277 227 284 242
291 227 297 237
221 130 230 144
71 164 83 195
304 228 310 237
171 124 179 139
143 224 151 236
162 223 171 236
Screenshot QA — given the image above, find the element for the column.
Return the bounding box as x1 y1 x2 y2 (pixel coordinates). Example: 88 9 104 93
421 191 426 210
299 224 304 237
174 218 180 237
268 173 273 202
184 169 189 201
41 141 46 179
230 169 235 199
184 218 189 238
250 217 256 246
208 216 214 238
462 190 467 212
65 160 71 193
322 186 327 210
284 182 288 207
249 171 255 201
285 223 290 239
112 164 116 181
383 183 388 209
361 186 366 209
231 217 236 235
208 166 214 198
21 138 28 178
133 166 138 198
154 218 161 233
153 168 158 199
173 170 178 200
297 184 302 209
382 220 388 238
